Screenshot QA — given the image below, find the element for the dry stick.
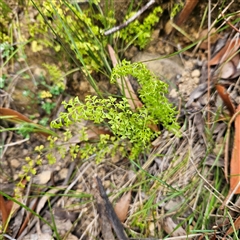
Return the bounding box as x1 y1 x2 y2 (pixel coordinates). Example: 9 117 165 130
0 138 29 148
104 0 155 36
96 177 128 240
130 234 203 240
220 11 240 33
174 0 199 27
207 0 211 128
95 188 115 240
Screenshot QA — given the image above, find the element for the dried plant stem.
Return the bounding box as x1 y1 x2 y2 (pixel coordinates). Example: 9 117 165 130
104 0 155 35
207 0 211 128
220 11 240 33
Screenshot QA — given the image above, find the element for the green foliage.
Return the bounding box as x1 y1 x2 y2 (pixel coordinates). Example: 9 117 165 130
41 63 65 94
30 0 113 72
118 6 163 49
0 1 12 42
170 1 184 19
51 96 158 160
50 60 179 162
29 1 163 73
0 74 6 88
111 60 180 134
17 145 44 188
0 42 14 58
35 64 66 120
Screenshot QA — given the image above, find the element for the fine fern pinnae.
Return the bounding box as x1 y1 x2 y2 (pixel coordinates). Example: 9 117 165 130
50 60 180 162
111 60 180 135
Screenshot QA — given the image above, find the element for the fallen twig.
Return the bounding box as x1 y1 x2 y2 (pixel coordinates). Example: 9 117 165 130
104 0 155 36
96 177 128 240
174 0 199 27
220 11 240 33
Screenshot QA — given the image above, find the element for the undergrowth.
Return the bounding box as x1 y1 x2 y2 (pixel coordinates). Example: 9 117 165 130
50 60 179 162
118 6 163 49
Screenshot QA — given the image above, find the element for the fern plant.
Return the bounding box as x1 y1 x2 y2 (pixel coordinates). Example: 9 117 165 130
49 60 180 162
111 60 179 134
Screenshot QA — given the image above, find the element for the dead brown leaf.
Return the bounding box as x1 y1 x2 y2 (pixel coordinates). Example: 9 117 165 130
215 84 235 116
0 178 27 232
209 39 240 66
0 107 55 137
0 194 12 230
114 191 131 222
198 28 218 50
209 39 240 79
16 198 38 238
225 215 240 236
52 207 78 222
162 217 186 237
230 105 240 194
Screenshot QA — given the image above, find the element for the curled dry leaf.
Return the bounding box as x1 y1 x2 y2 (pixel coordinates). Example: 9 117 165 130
215 84 235 116
0 107 55 137
114 191 131 222
209 39 240 79
230 105 240 194
225 215 240 236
